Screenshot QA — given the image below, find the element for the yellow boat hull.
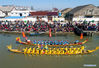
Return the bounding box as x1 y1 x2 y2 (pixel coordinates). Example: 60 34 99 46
7 45 98 55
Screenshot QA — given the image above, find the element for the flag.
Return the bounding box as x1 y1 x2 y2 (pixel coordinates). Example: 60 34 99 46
22 32 26 38
45 45 48 50
80 33 83 39
49 28 52 37
41 45 43 49
16 37 20 41
16 37 21 43
37 44 40 50
25 37 28 40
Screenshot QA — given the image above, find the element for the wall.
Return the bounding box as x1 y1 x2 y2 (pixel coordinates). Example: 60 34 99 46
8 10 30 16
0 11 5 17
53 17 65 22
42 18 48 22
74 5 99 17
73 18 99 24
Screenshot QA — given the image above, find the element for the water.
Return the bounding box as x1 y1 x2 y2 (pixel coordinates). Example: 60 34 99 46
83 64 96 67
0 33 99 68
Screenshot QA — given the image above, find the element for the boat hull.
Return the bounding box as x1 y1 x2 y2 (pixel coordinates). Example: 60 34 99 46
7 45 97 55
74 27 88 36
17 39 88 47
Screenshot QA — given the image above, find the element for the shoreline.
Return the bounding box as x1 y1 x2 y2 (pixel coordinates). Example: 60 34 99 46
0 31 74 35
0 31 99 35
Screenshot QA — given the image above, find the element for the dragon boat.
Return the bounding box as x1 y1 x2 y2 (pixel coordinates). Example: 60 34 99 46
16 37 88 47
7 45 99 55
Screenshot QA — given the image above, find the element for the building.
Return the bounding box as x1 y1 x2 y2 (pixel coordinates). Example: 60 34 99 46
65 4 99 23
30 11 65 23
30 11 58 22
52 8 59 12
0 10 5 18
0 5 65 22
9 6 31 17
69 4 99 18
0 5 31 17
0 6 14 17
60 8 72 22
61 8 72 17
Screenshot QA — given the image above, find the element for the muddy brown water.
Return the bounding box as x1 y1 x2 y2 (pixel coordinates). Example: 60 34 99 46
0 33 99 68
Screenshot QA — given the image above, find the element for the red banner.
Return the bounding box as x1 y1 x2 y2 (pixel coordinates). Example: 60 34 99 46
49 28 52 37
22 32 26 38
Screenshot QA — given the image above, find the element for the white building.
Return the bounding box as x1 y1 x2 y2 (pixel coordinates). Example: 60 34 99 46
9 10 30 17
0 5 32 17
0 6 14 17
0 6 65 22
8 6 31 17
73 18 99 24
0 10 5 17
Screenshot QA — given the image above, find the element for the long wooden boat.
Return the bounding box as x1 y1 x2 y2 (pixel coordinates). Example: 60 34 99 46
29 32 45 36
7 45 99 55
16 37 88 47
74 27 88 36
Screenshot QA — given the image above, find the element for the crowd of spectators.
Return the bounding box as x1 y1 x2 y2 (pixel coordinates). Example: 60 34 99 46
0 21 74 32
0 21 99 32
74 22 98 31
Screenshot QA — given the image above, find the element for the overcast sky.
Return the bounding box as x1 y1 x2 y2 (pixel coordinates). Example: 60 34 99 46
0 0 99 10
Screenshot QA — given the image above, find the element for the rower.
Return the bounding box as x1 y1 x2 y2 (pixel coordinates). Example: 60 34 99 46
52 48 56 55
50 40 53 45
23 48 28 54
61 40 63 45
58 40 60 45
64 40 69 45
40 49 44 55
47 40 50 45
36 48 39 55
27 48 31 54
44 40 46 45
31 48 35 54
56 48 60 55
74 40 79 44
48 48 52 55
55 40 58 45
45 49 48 55
27 40 31 43
33 40 36 45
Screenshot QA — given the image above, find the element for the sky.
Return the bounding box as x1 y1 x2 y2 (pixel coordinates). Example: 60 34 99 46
0 0 99 10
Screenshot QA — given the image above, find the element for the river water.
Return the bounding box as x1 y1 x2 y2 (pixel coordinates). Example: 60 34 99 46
0 33 99 68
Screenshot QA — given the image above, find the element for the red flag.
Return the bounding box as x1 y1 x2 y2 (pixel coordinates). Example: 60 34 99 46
25 37 28 40
22 32 26 38
16 37 20 41
80 33 83 39
49 28 52 37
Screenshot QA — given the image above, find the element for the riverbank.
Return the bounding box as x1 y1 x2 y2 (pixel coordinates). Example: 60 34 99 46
0 31 99 35
0 31 74 35
0 31 30 35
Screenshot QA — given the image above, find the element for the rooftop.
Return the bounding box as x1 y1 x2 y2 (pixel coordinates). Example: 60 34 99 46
5 16 25 19
69 4 95 14
0 6 14 12
30 11 58 16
